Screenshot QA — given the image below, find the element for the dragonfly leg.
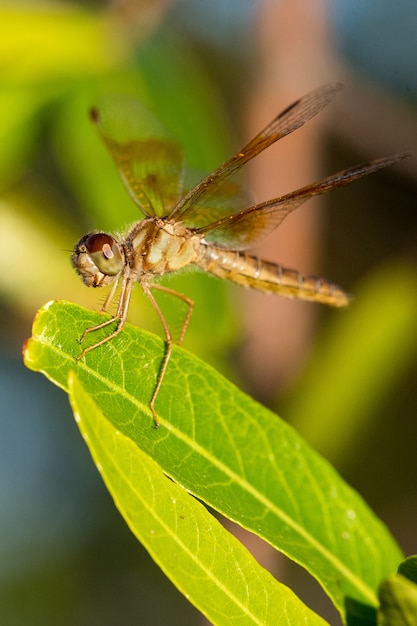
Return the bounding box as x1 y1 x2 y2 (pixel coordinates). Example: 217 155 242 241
142 283 194 427
150 283 194 346
77 276 133 359
100 278 120 312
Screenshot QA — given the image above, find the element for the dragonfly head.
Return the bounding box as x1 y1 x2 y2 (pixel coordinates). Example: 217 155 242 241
72 232 124 287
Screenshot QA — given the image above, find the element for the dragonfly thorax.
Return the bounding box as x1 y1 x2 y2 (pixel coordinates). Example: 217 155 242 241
125 217 199 278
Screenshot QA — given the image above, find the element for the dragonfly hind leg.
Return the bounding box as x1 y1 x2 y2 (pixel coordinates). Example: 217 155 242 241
142 282 194 427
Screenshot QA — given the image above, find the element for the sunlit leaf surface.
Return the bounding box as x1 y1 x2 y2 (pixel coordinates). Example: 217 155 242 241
68 372 328 625
24 300 403 618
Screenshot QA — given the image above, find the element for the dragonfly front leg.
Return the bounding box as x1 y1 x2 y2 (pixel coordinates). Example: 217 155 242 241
76 276 133 360
100 277 120 313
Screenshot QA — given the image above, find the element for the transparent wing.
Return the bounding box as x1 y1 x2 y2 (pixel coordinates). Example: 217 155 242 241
169 83 342 221
181 181 253 229
196 154 410 249
91 95 185 217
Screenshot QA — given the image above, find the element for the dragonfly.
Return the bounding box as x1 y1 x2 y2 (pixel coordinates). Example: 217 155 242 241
72 83 409 426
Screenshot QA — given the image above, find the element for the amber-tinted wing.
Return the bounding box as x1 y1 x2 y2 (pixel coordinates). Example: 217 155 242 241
91 96 185 217
181 180 253 229
196 153 410 249
169 83 342 222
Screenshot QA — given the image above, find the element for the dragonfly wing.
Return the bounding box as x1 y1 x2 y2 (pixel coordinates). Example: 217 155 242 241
198 153 410 249
182 181 253 229
170 83 342 221
91 96 185 217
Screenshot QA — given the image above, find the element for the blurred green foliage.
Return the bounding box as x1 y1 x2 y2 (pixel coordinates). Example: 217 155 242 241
285 261 417 470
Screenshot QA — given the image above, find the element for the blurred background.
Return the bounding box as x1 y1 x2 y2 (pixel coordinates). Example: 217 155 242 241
1 1 416 624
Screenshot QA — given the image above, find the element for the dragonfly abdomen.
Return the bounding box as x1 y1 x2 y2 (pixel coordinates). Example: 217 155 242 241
197 243 350 307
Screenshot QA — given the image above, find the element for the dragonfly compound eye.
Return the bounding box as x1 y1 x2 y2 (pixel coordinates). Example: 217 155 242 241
81 233 124 276
72 232 124 287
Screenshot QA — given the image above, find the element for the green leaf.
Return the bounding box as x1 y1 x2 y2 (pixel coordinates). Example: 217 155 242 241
378 574 417 626
68 372 328 625
398 556 417 585
23 300 403 619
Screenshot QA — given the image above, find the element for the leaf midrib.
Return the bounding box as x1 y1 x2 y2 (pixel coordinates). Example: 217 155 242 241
27 321 378 608
70 352 378 606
